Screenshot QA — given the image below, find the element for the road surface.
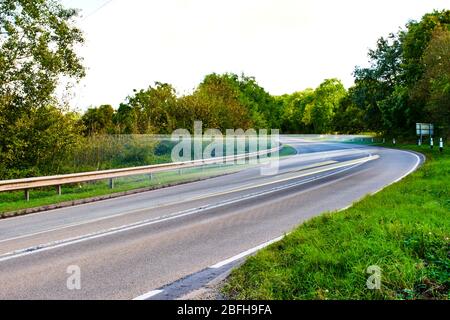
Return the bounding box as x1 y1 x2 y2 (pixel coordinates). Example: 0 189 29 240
0 139 422 300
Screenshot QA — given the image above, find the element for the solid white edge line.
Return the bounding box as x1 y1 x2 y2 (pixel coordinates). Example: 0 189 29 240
371 151 422 195
210 236 285 269
132 290 163 300
131 235 286 300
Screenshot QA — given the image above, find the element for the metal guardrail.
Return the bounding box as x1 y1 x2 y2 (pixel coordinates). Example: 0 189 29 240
0 146 282 201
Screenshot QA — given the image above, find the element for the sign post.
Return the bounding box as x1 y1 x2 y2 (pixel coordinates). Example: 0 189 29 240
416 123 434 149
416 123 434 138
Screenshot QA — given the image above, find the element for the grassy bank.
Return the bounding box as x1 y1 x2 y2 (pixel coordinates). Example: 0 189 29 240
0 145 297 217
223 145 449 300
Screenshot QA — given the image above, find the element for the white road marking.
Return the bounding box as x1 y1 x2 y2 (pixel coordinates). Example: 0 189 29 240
132 290 163 300
0 159 371 263
371 151 423 195
189 157 375 199
338 205 353 212
132 236 286 300
210 236 285 269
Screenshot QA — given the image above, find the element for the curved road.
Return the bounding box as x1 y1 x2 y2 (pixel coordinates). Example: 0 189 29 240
0 139 422 300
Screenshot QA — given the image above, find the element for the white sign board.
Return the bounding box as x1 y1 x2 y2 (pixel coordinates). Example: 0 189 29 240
416 123 434 136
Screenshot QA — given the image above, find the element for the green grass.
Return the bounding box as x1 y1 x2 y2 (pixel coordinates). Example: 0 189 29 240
223 144 449 300
0 146 295 217
278 144 297 157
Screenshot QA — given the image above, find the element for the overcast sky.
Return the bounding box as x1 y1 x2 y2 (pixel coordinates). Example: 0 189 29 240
61 0 450 110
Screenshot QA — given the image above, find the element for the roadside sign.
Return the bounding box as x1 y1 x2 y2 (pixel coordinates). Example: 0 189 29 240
416 123 434 136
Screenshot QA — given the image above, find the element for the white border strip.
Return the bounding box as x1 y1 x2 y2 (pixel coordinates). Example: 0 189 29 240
132 236 286 300
210 236 285 269
371 151 423 195
133 290 163 300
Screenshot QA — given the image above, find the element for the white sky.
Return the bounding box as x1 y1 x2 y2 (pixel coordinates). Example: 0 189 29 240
61 0 450 110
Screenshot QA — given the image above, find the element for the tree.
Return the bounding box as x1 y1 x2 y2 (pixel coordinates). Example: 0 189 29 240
81 105 115 135
333 88 365 134
0 105 82 178
279 89 314 133
192 73 253 130
302 79 346 133
0 0 85 178
401 10 450 86
351 10 450 135
352 33 404 133
126 82 177 134
114 103 138 134
233 74 280 129
412 27 450 132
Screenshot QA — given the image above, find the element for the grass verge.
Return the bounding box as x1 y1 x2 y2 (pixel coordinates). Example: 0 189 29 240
223 144 449 300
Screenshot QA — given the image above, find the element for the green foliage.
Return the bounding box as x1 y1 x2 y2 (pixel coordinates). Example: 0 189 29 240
81 105 115 135
352 10 450 136
191 73 253 130
304 79 346 133
126 82 177 134
279 80 347 134
278 89 314 133
412 27 450 131
0 0 85 179
333 89 365 134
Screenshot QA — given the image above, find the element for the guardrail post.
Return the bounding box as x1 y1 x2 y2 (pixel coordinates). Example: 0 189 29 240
393 138 396 145
383 138 385 144
440 138 443 153
56 185 62 196
430 137 434 149
24 189 30 202
109 178 114 189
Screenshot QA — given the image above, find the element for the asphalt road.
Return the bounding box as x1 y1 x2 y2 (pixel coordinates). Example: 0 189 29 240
0 139 422 300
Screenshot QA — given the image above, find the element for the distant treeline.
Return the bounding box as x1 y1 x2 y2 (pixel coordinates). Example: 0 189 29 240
0 1 448 179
